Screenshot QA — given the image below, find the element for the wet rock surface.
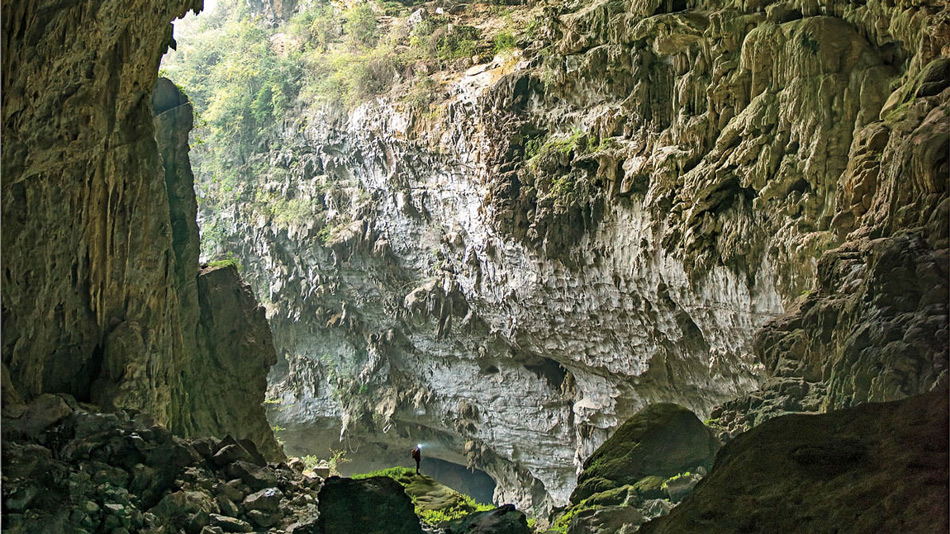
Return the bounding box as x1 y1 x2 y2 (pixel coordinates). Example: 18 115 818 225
640 390 950 534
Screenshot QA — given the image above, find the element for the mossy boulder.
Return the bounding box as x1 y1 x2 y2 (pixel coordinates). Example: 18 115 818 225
352 467 493 526
570 403 720 504
632 476 667 500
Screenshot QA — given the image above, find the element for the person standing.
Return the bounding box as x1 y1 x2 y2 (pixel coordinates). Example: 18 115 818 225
411 445 421 474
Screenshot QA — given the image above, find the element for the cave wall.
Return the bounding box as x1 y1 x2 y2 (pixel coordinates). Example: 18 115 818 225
195 0 948 511
1 2 281 459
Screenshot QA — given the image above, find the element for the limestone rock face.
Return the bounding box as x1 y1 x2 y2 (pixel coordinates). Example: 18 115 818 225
192 264 284 461
1 0 200 426
639 390 950 534
192 0 948 513
2 1 281 461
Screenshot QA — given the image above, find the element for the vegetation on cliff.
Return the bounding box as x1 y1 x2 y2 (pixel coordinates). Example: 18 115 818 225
162 0 537 259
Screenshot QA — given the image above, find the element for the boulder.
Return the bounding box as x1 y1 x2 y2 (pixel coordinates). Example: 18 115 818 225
571 403 720 503
247 508 282 528
566 505 644 534
2 394 74 439
226 460 278 491
243 487 283 512
661 472 701 503
640 391 950 534
209 513 254 533
212 444 252 467
316 476 423 534
443 504 531 534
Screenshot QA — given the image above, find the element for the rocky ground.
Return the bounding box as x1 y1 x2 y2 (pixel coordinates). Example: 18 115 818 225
1 392 531 534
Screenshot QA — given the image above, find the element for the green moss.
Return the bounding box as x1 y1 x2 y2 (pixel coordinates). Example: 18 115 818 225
207 258 240 270
633 475 666 499
493 31 517 54
551 502 602 534
351 469 493 527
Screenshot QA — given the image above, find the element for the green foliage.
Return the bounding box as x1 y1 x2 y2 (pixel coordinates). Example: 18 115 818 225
344 3 379 50
436 25 481 60
302 454 321 470
549 175 576 204
528 128 584 166
207 258 240 270
493 31 516 54
328 448 350 475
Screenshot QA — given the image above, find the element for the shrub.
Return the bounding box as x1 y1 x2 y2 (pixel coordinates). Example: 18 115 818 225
345 3 379 50
435 25 481 60
493 31 516 53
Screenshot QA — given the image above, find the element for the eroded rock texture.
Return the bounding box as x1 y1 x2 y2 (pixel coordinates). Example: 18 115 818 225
2 3 280 458
196 0 948 512
640 390 950 534
1 394 323 533
2 0 201 423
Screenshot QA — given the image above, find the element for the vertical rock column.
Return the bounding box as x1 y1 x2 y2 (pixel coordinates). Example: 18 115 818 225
1 1 282 460
1 0 201 426
153 78 283 460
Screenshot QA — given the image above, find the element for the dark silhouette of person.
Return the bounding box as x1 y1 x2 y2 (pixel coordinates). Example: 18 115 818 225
411 445 421 474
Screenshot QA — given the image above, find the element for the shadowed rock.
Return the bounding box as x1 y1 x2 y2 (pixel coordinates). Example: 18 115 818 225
640 390 950 534
316 476 423 534
571 403 720 504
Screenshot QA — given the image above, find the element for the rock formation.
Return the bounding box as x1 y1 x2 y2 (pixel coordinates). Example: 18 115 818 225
316 476 424 534
2 0 947 528
182 0 949 512
640 390 950 534
2 393 323 533
570 403 719 504
2 1 280 458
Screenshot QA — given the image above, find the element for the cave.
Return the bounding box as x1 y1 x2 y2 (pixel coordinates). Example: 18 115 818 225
2 0 948 532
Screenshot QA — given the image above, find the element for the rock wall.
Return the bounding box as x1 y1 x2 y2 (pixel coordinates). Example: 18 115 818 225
2 0 199 423
2 3 281 459
198 0 948 512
